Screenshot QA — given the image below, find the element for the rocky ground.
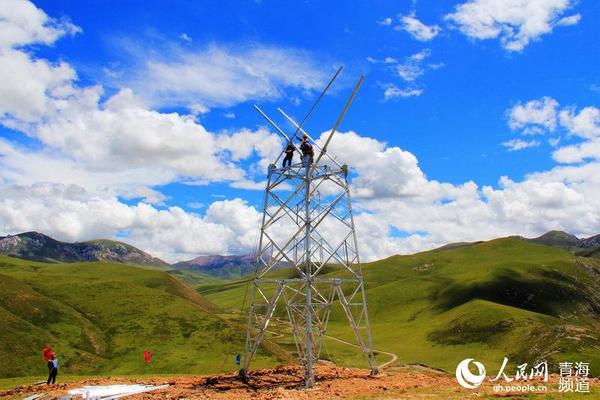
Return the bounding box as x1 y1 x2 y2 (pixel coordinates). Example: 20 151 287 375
1 365 597 399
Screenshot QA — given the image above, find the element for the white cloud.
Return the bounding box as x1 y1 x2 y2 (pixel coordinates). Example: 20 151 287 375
502 138 540 151
391 49 431 83
395 14 441 41
383 85 423 100
558 106 600 139
2 1 600 264
553 139 600 164
0 182 261 262
3 125 600 262
377 17 393 26
310 129 600 259
508 96 559 132
506 97 600 162
0 0 80 49
397 60 424 82
121 44 332 110
445 0 580 51
556 13 581 26
371 49 437 100
548 137 561 147
0 2 288 203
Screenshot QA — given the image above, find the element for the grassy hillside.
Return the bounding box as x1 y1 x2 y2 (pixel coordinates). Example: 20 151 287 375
0 256 284 379
198 237 600 375
4 236 600 380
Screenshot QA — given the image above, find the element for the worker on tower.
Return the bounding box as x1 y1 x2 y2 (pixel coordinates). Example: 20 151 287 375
282 141 295 168
299 134 314 166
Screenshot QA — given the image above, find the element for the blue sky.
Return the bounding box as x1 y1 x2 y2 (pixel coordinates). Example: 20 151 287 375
0 0 599 262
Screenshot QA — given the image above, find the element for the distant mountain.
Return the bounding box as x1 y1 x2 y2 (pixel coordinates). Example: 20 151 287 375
173 254 258 278
577 233 600 249
0 232 168 267
528 230 580 249
574 234 600 258
526 230 600 259
433 241 482 251
432 231 600 260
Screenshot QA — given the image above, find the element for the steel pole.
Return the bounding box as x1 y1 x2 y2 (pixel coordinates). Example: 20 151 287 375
304 156 314 388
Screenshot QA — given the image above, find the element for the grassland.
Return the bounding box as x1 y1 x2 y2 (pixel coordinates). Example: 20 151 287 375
0 255 284 379
197 237 600 375
2 236 600 383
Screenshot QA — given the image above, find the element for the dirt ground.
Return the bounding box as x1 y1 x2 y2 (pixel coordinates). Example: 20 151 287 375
1 365 598 399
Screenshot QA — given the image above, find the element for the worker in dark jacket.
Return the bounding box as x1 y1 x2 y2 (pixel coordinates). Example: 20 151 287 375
47 354 58 384
299 135 314 166
282 142 295 168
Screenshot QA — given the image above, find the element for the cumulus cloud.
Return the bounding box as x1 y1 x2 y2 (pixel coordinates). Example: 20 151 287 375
559 106 600 139
0 2 287 200
508 96 559 132
553 139 600 164
2 1 600 264
0 0 80 49
309 128 600 259
445 0 580 51
0 182 261 262
6 126 600 262
551 106 600 163
395 13 441 41
505 97 600 162
0 0 283 260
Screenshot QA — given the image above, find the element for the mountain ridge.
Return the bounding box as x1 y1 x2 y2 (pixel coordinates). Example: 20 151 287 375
173 253 257 279
0 232 168 267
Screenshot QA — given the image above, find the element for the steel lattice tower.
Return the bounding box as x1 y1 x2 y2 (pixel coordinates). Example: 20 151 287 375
240 68 377 388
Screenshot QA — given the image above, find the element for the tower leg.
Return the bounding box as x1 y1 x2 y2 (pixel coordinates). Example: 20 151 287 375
242 283 284 374
335 283 378 375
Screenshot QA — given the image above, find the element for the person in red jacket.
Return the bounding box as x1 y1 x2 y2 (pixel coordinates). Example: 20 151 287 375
144 350 151 364
43 345 53 362
43 345 53 378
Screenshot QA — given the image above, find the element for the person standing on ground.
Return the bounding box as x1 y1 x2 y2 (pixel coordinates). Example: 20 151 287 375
282 142 295 168
43 345 53 378
47 354 58 385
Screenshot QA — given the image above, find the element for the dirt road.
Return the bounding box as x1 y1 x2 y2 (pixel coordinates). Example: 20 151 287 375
324 335 398 370
2 365 593 400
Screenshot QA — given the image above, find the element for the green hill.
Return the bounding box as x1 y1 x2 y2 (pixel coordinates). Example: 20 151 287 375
0 255 284 378
528 230 580 249
197 237 600 374
3 235 600 380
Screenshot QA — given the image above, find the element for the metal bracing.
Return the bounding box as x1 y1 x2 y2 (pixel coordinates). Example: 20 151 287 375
241 69 377 388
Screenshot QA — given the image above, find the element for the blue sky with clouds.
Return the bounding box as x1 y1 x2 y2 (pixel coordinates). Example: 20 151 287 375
0 0 599 262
